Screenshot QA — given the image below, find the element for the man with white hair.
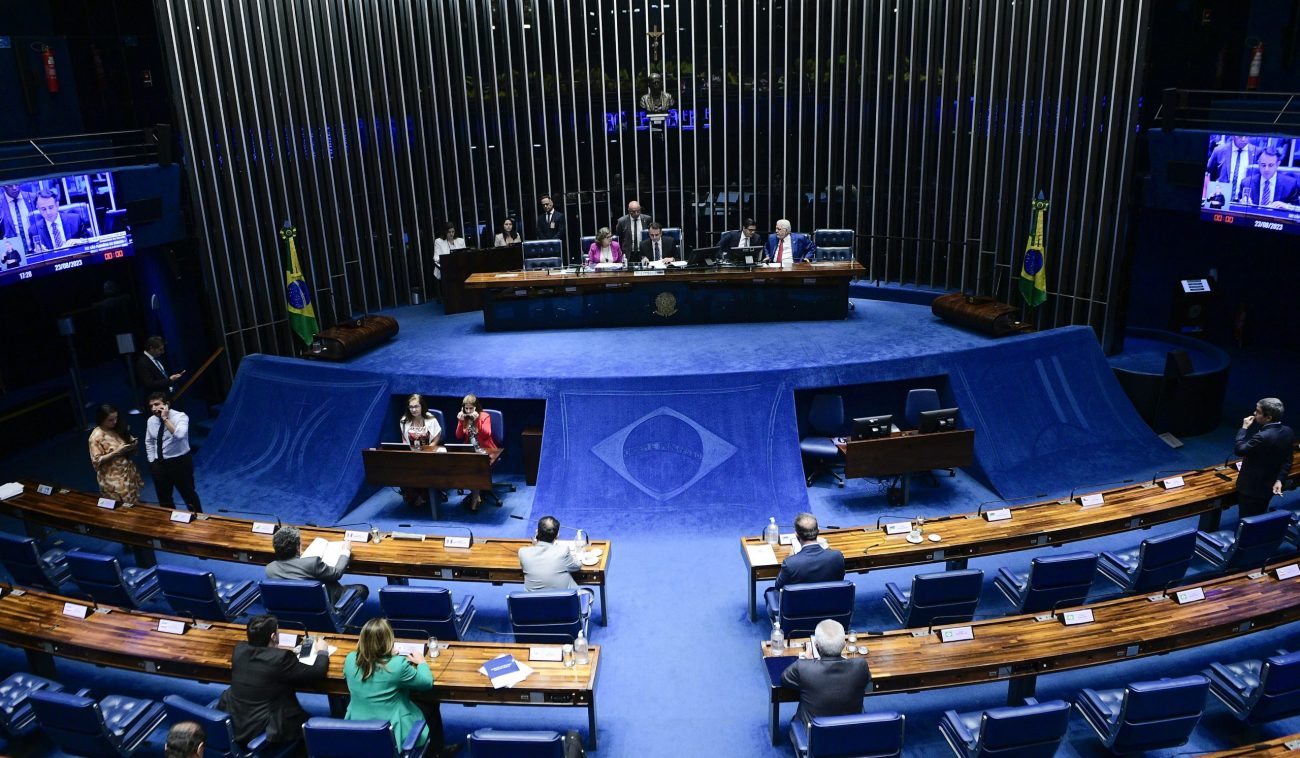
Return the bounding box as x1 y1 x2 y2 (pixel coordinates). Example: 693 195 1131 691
779 619 871 725
763 219 816 266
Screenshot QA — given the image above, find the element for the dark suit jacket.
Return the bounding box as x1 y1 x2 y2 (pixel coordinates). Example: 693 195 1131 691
1240 172 1300 207
218 642 329 745
614 214 653 256
774 544 846 590
0 192 36 243
28 210 90 251
535 210 566 240
718 230 764 252
266 554 351 603
780 656 872 725
764 232 816 262
1206 142 1260 184
1235 422 1295 499
642 235 678 261
135 353 171 397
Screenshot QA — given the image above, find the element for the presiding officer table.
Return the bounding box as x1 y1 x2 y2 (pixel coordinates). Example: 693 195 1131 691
463 260 865 330
0 586 602 747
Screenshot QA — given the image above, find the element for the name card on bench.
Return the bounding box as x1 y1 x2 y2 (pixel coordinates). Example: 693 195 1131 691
157 619 186 635
344 530 370 543
778 533 795 545
982 508 1012 522
1161 476 1185 489
884 522 912 536
939 626 974 643
170 511 193 524
390 531 425 541
277 632 298 648
1079 493 1105 507
63 603 88 619
529 646 564 662
251 522 277 535
1061 609 1094 626
392 641 424 656
96 497 117 509
36 484 53 496
1275 564 1300 580
443 536 472 549
1175 587 1205 604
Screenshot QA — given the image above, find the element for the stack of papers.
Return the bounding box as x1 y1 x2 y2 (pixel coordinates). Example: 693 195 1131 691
0 482 23 500
746 544 778 565
302 538 349 568
479 654 534 689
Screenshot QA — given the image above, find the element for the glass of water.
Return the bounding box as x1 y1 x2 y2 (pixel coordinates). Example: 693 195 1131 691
846 629 858 654
427 636 439 658
563 644 575 668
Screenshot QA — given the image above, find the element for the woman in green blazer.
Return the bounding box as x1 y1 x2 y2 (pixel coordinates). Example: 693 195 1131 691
343 617 451 753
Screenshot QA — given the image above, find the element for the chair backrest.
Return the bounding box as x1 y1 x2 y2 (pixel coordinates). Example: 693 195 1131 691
522 240 562 269
259 580 342 633
379 586 460 640
1019 552 1097 613
0 532 60 589
0 672 63 734
579 235 596 259
303 718 399 758
816 247 854 262
779 581 855 639
812 229 855 248
157 564 227 620
65 549 136 607
28 690 115 755
468 728 565 758
973 700 1071 756
808 712 904 758
483 408 504 449
806 394 845 437
904 389 941 429
429 409 446 436
1108 676 1209 753
904 569 983 628
507 590 584 643
163 694 245 758
1222 510 1291 569
1131 527 1197 592
1251 650 1300 722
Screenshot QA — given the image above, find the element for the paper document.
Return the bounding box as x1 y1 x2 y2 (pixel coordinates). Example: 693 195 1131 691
302 537 349 569
746 544 778 565
300 645 337 666
479 654 534 689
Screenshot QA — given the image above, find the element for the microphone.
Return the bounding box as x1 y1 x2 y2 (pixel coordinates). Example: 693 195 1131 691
875 515 914 530
924 614 976 636
1059 479 1134 504
1147 469 1192 487
1215 453 1237 471
334 521 382 543
435 525 474 547
69 591 107 615
973 493 1047 518
217 508 282 528
186 611 212 631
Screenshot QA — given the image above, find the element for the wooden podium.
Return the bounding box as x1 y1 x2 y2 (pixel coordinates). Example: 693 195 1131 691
362 447 501 518
838 429 975 504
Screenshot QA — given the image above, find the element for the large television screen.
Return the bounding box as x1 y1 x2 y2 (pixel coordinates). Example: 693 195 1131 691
1201 134 1300 235
0 171 133 286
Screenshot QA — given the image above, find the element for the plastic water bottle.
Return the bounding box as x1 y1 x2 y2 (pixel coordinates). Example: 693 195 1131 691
771 621 785 651
764 517 779 546
574 630 589 665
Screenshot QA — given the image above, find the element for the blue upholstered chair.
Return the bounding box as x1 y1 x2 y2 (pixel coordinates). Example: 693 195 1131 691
467 729 566 757
156 564 260 622
1074 675 1209 753
994 551 1097 614
522 239 563 270
812 229 855 262
884 569 983 629
65 549 160 609
163 694 297 758
800 394 845 487
766 580 855 640
904 388 956 483
379 586 475 640
938 699 1071 758
0 532 70 590
29 688 166 757
480 407 514 504
1096 526 1197 593
1203 649 1300 725
638 226 683 243
1194 510 1291 571
0 672 63 737
303 717 427 758
507 589 593 644
578 235 596 263
790 711 904 758
259 579 365 633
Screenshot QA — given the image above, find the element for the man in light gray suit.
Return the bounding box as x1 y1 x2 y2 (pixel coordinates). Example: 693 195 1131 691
518 516 580 591
780 620 872 725
265 525 369 605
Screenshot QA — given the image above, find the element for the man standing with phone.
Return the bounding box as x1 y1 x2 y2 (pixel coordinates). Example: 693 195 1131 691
1235 397 1294 518
136 335 186 399
146 391 202 512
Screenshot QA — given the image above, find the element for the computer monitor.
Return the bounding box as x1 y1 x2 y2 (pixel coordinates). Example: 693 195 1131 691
918 407 959 434
686 246 718 268
851 414 892 440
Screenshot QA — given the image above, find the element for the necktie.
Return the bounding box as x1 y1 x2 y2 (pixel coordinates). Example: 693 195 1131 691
1229 148 1240 194
154 418 164 460
776 239 784 262
51 219 63 248
655 241 661 260
1262 179 1273 206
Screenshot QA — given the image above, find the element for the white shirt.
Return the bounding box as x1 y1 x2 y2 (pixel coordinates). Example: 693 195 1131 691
652 239 663 260
432 237 466 278
599 245 614 263
628 216 642 253
738 232 751 248
146 410 191 462
148 353 171 392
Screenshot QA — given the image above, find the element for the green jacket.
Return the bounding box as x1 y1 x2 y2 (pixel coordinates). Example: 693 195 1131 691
343 651 433 746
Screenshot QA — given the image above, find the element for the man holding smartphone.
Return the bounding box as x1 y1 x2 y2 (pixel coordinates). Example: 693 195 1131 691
1235 397 1294 517
145 391 202 512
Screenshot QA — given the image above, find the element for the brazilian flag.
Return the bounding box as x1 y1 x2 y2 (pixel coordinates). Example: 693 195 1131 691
281 222 319 346
1018 192 1049 308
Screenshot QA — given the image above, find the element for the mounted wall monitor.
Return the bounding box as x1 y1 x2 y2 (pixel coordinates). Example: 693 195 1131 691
1200 134 1300 235
918 407 959 434
851 414 892 441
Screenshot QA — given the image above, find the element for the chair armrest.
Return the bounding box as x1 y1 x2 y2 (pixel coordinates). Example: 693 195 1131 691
74 688 93 698
402 719 426 756
1022 697 1040 706
942 710 974 743
1198 530 1230 550
247 731 269 751
578 588 596 618
1207 662 1252 693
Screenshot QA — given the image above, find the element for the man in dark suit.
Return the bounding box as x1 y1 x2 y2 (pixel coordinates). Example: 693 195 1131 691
719 218 763 258
27 189 90 252
764 219 816 265
780 619 871 725
265 525 369 605
1206 136 1259 200
535 195 566 240
614 200 652 259
1240 148 1300 210
765 513 846 612
1234 397 1295 517
136 335 185 399
217 614 330 749
640 222 678 264
0 185 36 249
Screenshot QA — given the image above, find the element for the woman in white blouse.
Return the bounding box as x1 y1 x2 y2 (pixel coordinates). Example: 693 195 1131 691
432 225 466 280
493 218 521 247
398 393 441 508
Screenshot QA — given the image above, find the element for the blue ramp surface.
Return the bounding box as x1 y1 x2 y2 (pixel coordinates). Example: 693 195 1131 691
195 357 390 524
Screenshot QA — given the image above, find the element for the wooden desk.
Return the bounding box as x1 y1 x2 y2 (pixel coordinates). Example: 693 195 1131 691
0 587 602 748
759 560 1300 743
439 245 525 314
740 459 1298 620
837 429 976 505
0 481 610 625
362 447 502 519
1200 733 1300 756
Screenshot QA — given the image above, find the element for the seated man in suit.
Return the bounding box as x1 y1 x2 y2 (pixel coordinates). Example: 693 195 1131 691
640 222 678 264
218 614 330 750
719 218 763 257
1241 147 1300 211
764 218 816 266
766 512 846 611
27 189 90 252
780 619 872 725
518 515 581 591
265 525 369 605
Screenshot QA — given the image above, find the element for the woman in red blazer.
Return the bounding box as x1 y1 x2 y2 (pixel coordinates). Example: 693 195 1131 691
455 394 496 511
